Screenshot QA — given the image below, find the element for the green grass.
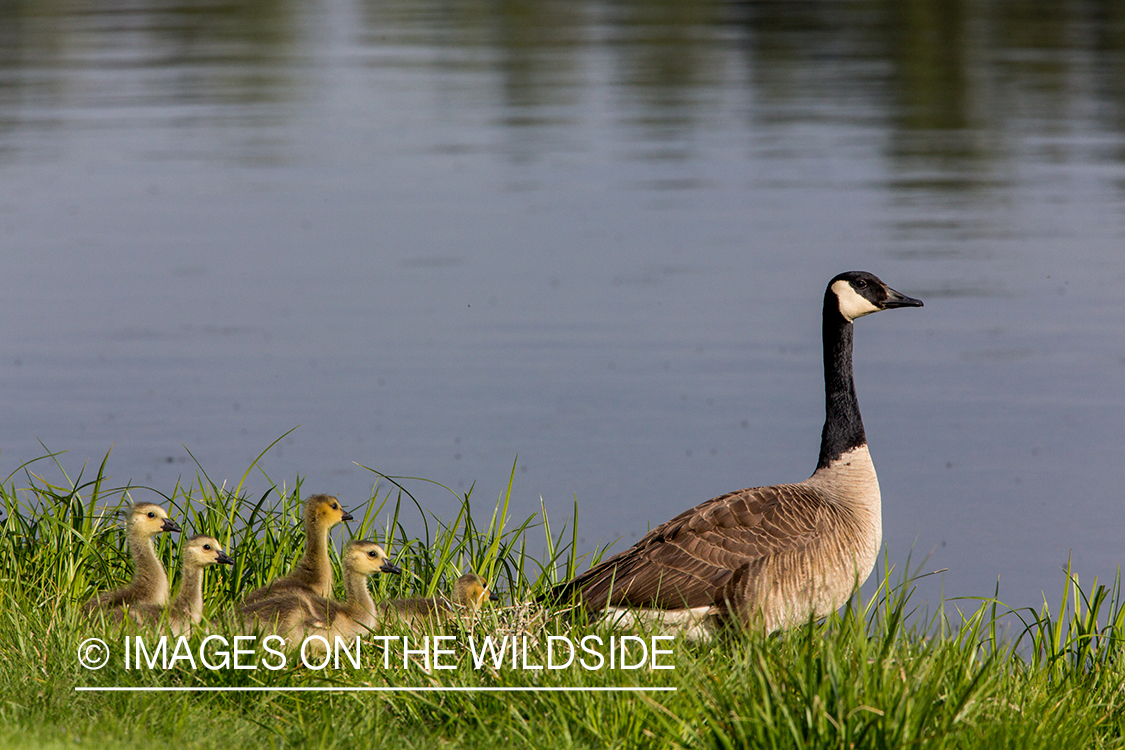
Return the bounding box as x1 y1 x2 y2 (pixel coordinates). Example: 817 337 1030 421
2 449 1125 749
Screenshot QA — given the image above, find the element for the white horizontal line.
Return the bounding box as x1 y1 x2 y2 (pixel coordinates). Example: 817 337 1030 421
75 686 676 693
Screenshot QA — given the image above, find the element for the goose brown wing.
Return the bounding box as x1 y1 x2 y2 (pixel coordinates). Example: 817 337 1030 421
555 483 828 610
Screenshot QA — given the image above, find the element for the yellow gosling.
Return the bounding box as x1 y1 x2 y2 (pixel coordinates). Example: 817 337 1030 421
303 540 402 641
242 540 400 644
381 572 499 629
240 494 352 607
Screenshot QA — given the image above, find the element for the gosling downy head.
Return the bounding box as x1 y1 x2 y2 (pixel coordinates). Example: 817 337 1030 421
128 502 181 538
162 535 234 634
84 502 181 618
379 572 493 629
313 539 402 636
453 572 499 610
305 494 353 530
182 534 234 569
342 540 402 577
239 493 360 609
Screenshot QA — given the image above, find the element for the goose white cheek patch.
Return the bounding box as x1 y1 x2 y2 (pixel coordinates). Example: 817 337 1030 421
832 280 881 321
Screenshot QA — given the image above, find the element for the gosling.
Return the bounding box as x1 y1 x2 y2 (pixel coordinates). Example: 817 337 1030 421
240 494 353 606
303 540 402 642
243 540 400 643
103 535 233 634
164 535 234 635
381 572 499 629
84 502 181 619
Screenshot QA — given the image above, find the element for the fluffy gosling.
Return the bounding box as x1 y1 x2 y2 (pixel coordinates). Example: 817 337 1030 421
242 540 400 643
381 572 499 629
164 535 234 634
240 493 353 606
303 540 402 641
101 535 233 634
84 502 181 619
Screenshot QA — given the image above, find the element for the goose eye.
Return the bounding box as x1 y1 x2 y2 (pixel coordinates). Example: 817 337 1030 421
203 544 212 550
331 503 339 510
147 512 156 518
854 279 867 289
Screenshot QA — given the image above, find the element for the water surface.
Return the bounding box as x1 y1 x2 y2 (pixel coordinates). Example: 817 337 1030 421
2 0 1124 614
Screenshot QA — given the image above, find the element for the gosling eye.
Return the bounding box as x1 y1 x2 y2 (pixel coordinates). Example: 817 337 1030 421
368 551 378 558
331 503 339 510
147 512 156 519
203 544 212 551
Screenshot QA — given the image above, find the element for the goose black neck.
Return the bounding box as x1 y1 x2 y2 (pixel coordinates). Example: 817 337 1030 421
816 295 866 470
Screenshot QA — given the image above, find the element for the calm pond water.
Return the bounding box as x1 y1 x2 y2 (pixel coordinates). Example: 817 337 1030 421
1 0 1123 615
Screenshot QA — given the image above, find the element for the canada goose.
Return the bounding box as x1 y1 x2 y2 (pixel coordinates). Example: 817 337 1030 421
302 540 402 641
165 535 234 634
551 271 923 634
84 502 181 618
105 535 233 634
242 540 400 642
240 494 353 606
381 572 499 629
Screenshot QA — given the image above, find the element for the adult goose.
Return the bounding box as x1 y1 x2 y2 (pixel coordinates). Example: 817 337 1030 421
84 503 181 618
551 271 923 634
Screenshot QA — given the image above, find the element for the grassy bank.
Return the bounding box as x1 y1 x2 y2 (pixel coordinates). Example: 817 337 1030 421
1 452 1124 749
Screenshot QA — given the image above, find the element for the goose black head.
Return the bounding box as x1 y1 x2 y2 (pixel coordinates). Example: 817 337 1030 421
828 271 923 322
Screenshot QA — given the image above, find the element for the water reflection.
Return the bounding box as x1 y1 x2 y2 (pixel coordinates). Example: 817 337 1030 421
2 0 1124 173
0 0 297 163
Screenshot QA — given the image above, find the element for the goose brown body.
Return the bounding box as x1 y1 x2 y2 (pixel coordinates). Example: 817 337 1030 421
563 448 881 633
553 272 922 634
